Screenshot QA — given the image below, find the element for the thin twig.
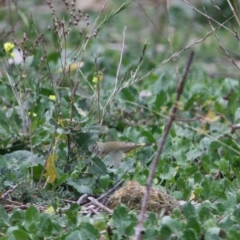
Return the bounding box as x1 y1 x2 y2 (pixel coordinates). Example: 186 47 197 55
183 0 235 34
134 51 195 240
226 0 240 26
231 123 240 132
0 182 22 199
4 69 29 134
101 27 126 124
96 179 125 202
75 1 109 61
134 0 168 41
83 179 125 207
77 193 88 205
131 15 233 86
120 99 240 156
93 51 102 122
165 0 180 84
205 7 240 71
88 197 113 214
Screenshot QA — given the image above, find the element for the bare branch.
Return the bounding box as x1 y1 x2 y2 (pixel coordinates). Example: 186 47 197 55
88 197 113 214
134 51 195 240
101 27 127 124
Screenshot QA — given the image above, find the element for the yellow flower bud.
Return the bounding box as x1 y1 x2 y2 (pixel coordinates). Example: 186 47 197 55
92 71 103 84
49 95 56 101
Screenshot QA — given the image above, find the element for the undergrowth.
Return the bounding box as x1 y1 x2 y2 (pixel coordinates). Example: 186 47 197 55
0 0 240 239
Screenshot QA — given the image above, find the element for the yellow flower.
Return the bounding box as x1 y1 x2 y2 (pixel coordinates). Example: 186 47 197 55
49 95 56 101
4 42 15 54
45 206 55 214
92 71 103 84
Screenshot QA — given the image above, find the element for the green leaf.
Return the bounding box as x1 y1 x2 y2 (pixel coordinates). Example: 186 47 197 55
0 155 7 167
176 177 186 190
4 150 43 168
37 214 59 237
24 206 40 232
65 204 79 225
182 228 198 240
0 205 10 227
10 210 25 226
154 91 168 109
219 159 229 173
79 223 99 239
201 180 212 199
121 87 137 102
140 130 156 144
225 178 237 194
193 172 203 183
99 174 111 190
162 216 182 236
66 223 99 240
186 148 202 161
183 202 196 220
198 206 212 222
228 226 240 240
89 158 108 175
186 216 201 235
28 164 44 181
24 55 34 67
12 229 31 239
67 179 93 194
112 205 137 237
233 208 240 221
144 227 160 239
47 51 60 63
54 173 69 187
205 227 221 240
159 225 172 238
159 163 177 181
75 132 97 148
65 231 82 240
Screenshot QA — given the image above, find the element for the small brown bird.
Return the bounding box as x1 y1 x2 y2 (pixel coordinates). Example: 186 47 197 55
90 141 152 158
